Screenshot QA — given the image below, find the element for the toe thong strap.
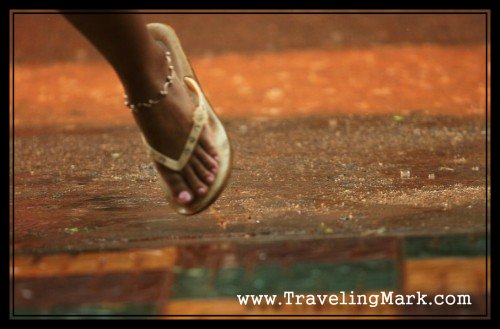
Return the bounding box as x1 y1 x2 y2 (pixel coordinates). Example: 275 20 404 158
142 77 208 172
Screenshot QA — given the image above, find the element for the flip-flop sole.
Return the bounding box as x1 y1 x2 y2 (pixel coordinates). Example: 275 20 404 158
147 23 233 215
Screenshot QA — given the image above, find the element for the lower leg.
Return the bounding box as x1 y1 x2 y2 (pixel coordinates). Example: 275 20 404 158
63 14 220 204
63 14 167 102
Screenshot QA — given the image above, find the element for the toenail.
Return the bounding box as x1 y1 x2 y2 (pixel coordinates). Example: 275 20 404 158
206 175 214 183
214 155 220 161
211 167 218 174
197 187 207 195
178 191 192 203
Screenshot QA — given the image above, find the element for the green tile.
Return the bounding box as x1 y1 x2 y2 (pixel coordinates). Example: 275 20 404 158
404 235 487 259
172 259 397 299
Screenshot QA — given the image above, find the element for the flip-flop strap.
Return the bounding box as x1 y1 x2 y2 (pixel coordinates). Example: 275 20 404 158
142 77 208 172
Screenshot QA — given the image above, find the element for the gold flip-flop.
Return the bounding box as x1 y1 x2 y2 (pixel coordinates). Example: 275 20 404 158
145 23 232 215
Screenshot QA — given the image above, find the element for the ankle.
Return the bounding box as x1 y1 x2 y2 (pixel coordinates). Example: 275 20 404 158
120 43 170 104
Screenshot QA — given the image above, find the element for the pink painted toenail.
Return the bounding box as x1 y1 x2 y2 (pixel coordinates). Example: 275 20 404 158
207 175 214 183
197 187 207 195
178 191 192 203
214 155 220 161
211 167 218 174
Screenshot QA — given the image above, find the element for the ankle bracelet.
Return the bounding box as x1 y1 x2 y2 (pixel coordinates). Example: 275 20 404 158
123 51 175 112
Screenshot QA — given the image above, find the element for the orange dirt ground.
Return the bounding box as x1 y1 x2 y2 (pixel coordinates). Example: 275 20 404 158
13 44 487 132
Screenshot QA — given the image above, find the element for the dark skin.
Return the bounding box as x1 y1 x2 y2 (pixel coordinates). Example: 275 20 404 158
64 14 220 204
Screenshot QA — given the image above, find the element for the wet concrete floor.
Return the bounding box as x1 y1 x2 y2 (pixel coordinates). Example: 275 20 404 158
13 113 488 253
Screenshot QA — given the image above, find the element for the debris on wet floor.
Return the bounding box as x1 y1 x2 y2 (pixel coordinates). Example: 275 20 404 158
12 114 487 252
400 170 411 179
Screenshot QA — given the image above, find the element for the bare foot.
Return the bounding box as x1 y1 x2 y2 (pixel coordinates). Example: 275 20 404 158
125 40 220 205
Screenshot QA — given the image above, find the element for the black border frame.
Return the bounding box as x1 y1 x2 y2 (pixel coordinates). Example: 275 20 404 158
8 8 492 319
